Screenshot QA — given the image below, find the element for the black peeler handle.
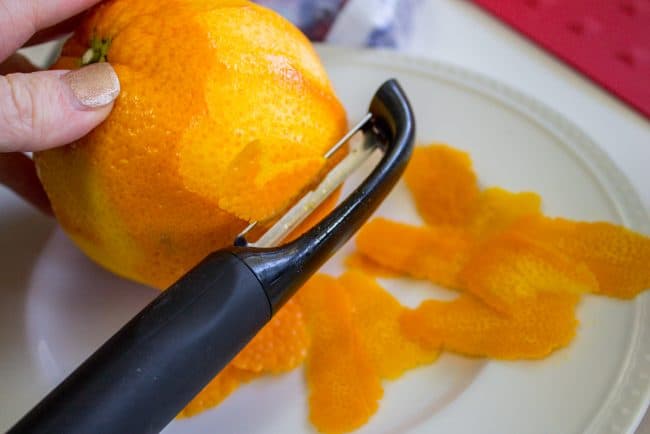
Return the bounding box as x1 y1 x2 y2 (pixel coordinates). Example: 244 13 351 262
10 251 271 434
9 79 415 434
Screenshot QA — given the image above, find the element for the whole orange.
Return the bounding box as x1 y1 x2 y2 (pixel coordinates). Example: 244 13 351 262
36 0 348 289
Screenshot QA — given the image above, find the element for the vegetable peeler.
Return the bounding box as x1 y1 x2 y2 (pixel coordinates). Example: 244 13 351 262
9 79 415 434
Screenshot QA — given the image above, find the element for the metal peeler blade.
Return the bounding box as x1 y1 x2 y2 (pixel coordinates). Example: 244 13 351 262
237 112 374 248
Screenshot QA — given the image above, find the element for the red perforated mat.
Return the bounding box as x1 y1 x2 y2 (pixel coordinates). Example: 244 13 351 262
472 0 650 119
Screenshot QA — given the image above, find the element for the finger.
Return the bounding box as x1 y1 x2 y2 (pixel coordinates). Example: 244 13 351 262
0 63 120 153
0 0 102 60
0 152 52 215
0 53 38 74
22 13 84 48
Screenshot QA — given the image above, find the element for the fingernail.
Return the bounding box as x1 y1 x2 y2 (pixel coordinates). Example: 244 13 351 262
62 63 120 108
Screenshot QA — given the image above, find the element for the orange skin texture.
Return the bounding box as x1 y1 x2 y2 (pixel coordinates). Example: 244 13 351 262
214 140 326 222
469 187 542 239
460 230 598 315
349 186 542 289
400 292 580 359
299 274 383 434
404 144 479 226
232 299 309 374
354 218 473 289
339 271 439 379
512 217 650 299
35 0 348 289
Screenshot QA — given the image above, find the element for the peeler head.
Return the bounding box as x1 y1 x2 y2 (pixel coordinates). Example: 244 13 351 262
234 79 416 313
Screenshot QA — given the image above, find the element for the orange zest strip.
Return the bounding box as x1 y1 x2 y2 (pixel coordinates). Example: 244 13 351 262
233 298 309 373
355 218 473 289
339 271 439 379
299 274 383 433
400 292 580 360
469 187 542 239
404 144 479 226
460 230 597 314
513 217 650 299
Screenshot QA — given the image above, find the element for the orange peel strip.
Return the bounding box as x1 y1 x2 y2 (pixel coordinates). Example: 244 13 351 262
343 252 400 277
469 187 542 239
400 292 580 359
300 274 383 433
355 218 473 289
514 217 650 299
233 298 309 373
460 230 597 314
339 271 439 379
404 144 479 226
179 364 258 418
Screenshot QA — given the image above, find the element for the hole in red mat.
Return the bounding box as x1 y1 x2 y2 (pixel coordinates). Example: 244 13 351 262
523 0 557 8
566 17 601 36
566 21 585 35
566 21 584 35
615 51 636 67
619 1 637 16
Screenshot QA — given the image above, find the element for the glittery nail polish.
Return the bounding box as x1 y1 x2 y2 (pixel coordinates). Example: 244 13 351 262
62 63 120 108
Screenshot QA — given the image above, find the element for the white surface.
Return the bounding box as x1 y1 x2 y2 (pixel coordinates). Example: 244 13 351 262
2 1 649 432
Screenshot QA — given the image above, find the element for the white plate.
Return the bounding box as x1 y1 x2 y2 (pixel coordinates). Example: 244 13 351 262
1 46 648 434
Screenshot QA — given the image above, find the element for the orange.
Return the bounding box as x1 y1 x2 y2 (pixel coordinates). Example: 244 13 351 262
35 0 347 289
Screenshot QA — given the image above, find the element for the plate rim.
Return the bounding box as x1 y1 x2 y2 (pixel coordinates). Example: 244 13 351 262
316 44 649 434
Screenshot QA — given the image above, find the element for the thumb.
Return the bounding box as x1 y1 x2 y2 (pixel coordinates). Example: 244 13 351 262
0 63 120 152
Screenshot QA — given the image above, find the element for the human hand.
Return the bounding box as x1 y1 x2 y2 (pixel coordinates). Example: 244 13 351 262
0 0 120 213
